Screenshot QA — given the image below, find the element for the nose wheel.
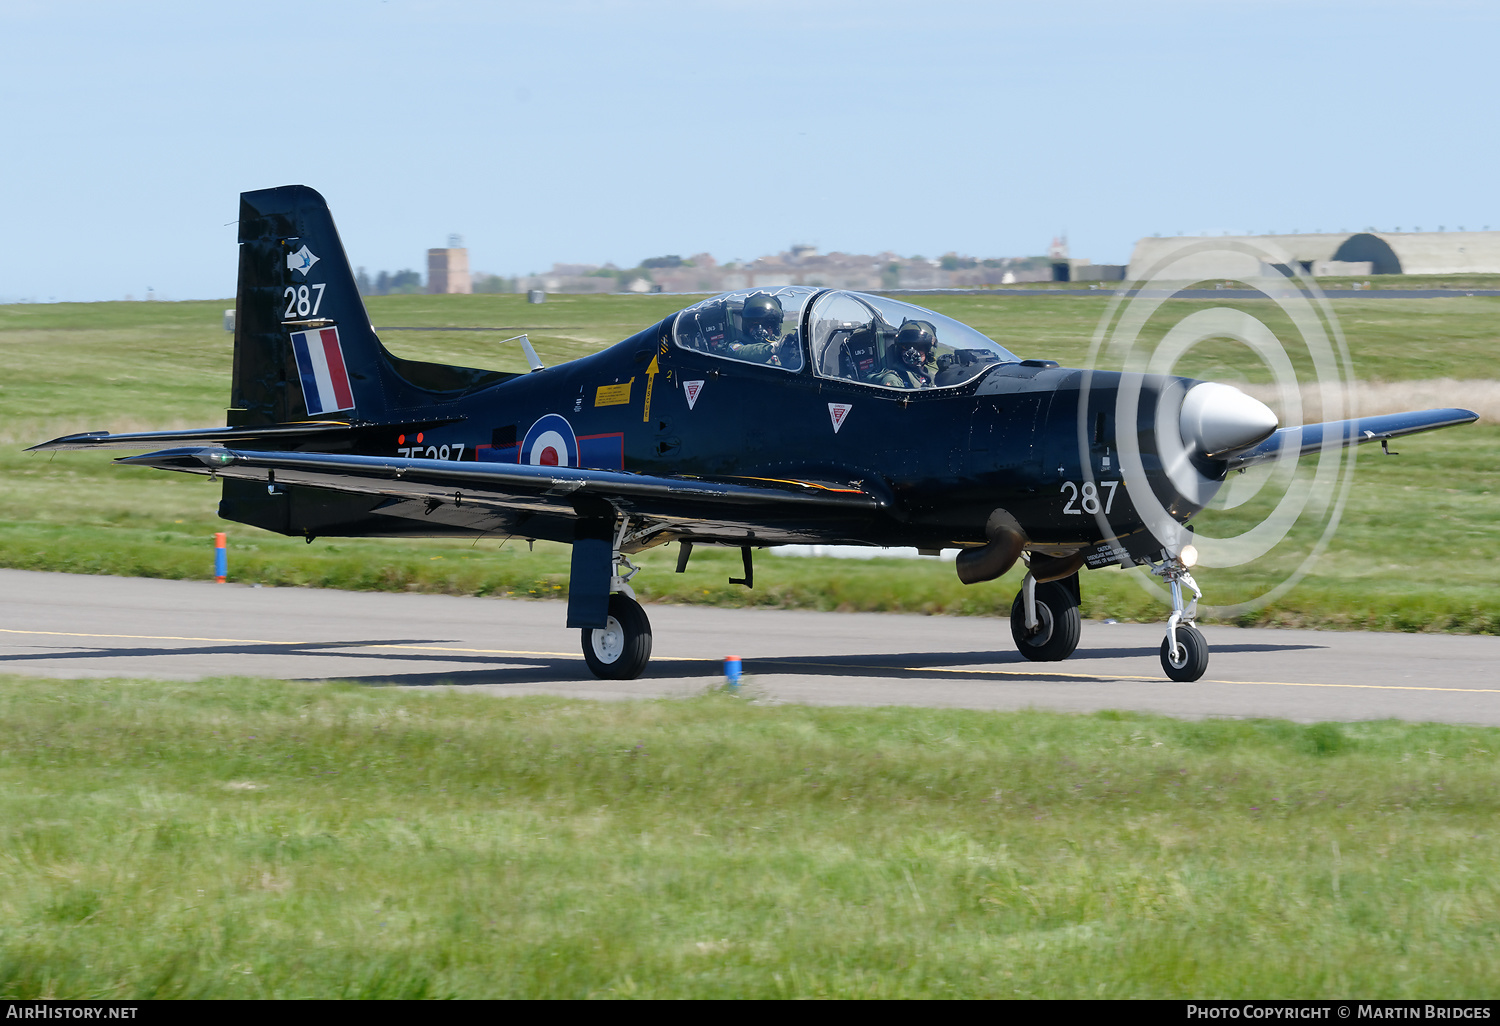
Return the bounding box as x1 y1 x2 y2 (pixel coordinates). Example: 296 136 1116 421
1160 623 1208 681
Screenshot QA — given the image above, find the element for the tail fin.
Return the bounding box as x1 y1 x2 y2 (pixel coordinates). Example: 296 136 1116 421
230 185 507 427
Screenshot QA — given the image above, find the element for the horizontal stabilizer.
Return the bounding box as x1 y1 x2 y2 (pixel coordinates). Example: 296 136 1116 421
1224 408 1479 470
28 421 352 452
28 417 463 452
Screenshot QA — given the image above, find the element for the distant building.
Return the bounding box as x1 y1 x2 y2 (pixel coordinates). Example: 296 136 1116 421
1128 231 1500 280
505 243 1117 294
427 244 471 294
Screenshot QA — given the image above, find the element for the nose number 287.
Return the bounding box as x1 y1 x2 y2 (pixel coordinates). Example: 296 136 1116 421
282 284 327 319
1061 479 1119 515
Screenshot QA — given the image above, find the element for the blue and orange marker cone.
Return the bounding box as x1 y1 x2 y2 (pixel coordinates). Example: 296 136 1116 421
724 655 742 689
214 532 227 582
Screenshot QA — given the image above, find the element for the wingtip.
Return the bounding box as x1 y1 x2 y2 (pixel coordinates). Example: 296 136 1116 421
24 431 110 452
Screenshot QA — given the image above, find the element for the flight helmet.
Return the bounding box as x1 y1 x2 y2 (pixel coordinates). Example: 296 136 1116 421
894 319 937 369
741 293 784 343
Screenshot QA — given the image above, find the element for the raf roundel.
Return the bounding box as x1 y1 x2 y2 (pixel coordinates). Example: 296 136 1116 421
520 414 579 467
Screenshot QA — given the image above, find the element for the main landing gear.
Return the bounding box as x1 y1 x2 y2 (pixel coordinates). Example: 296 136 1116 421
1010 572 1082 662
582 591 653 680
578 520 653 680
1149 555 1207 682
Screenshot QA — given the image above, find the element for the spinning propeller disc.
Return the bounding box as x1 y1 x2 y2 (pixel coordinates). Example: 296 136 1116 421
1079 239 1359 617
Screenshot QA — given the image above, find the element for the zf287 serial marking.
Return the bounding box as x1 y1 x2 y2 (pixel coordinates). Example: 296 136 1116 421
398 443 466 460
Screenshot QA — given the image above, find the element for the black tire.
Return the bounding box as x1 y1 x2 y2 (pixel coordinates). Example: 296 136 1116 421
581 593 653 680
1009 581 1082 662
1160 624 1209 682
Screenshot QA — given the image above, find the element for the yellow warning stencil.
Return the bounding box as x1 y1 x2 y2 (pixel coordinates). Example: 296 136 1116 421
594 379 634 406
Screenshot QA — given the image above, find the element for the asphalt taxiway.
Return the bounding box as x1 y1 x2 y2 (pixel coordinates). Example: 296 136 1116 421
2 569 1496 725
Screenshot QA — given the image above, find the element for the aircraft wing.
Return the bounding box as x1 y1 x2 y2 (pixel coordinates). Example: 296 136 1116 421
1223 408 1479 471
115 446 887 541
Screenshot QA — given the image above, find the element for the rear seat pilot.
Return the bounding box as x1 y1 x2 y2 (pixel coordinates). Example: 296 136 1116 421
872 319 940 388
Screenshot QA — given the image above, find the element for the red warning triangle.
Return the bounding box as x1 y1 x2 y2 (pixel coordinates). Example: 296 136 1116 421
828 402 852 433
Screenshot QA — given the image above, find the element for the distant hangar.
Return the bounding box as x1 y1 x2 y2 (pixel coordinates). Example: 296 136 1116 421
1127 231 1500 281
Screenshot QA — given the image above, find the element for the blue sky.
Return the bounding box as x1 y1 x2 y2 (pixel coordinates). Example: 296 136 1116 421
2 0 1496 302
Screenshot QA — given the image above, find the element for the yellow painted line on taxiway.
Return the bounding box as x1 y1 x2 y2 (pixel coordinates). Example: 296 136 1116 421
0 628 576 660
371 643 577 658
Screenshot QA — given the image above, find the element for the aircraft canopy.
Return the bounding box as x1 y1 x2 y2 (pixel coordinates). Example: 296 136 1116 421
671 287 1019 389
807 291 1018 388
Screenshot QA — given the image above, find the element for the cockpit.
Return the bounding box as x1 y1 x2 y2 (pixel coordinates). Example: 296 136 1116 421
672 287 1019 390
673 285 818 372
807 291 1018 389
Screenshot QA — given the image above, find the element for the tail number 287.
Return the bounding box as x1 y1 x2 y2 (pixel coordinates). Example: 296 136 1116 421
1061 480 1119 515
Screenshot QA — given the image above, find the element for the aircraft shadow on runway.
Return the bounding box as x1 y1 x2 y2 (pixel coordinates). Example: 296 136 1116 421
278 640 1325 688
0 636 1323 688
0 638 451 666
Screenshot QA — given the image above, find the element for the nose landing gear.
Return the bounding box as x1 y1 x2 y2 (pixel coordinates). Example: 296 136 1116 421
1150 556 1207 681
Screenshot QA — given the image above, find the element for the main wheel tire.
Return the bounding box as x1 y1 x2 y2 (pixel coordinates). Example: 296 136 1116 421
581 593 653 680
1009 581 1082 662
1160 624 1209 682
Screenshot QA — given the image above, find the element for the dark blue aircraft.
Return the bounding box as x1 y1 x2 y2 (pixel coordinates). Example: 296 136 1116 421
33 186 1478 682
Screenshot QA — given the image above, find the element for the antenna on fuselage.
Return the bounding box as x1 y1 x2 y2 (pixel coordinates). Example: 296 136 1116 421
498 334 545 372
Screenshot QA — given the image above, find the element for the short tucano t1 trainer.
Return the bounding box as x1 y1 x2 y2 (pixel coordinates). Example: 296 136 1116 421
32 186 1479 682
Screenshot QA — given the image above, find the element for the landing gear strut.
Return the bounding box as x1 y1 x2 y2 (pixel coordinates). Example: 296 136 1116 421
1009 572 1082 662
578 518 654 680
1150 556 1207 682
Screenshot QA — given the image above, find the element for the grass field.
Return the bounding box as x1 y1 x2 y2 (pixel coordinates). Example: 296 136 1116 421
1 292 1495 632
2 674 1497 999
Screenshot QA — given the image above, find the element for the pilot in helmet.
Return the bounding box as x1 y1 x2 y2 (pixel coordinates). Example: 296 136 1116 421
875 319 939 388
731 292 794 365
741 293 784 344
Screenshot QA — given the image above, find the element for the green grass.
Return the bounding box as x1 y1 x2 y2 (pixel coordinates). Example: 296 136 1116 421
2 294 1496 632
1305 273 1500 291
2 674 1497 998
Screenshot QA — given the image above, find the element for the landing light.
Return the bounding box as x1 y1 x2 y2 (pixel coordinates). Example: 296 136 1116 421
1179 544 1199 568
